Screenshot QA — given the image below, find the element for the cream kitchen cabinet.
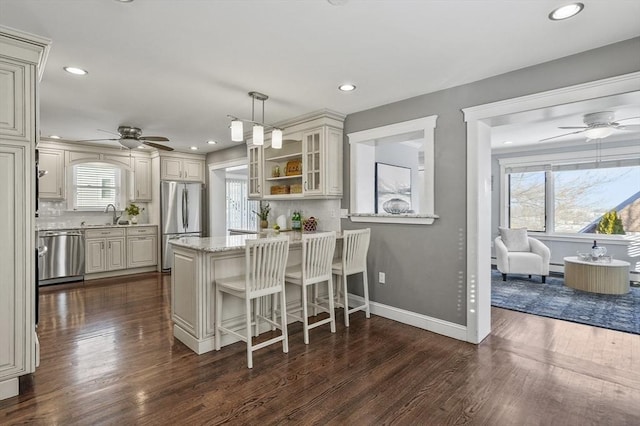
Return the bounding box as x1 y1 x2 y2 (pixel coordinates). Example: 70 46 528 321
161 157 204 182
85 228 126 274
0 27 49 401
302 126 343 197
247 144 263 197
258 118 343 200
130 157 152 201
66 150 132 168
38 148 65 199
126 226 157 268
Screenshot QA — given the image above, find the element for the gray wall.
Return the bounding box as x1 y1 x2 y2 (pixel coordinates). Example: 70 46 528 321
342 37 640 326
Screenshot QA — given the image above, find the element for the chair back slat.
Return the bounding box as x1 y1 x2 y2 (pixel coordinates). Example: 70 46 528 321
342 228 370 275
245 236 289 294
302 231 336 284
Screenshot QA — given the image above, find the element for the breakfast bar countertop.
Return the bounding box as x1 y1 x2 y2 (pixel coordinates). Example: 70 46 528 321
168 231 341 254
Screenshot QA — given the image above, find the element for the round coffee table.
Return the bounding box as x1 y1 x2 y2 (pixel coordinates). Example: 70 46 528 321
563 256 630 295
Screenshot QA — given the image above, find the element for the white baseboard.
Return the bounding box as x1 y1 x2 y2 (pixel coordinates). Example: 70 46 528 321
348 294 468 342
0 378 19 401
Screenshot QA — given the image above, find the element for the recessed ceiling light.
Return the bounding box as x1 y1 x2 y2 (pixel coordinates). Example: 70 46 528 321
190 146 199 151
115 0 134 3
327 0 349 5
339 83 356 92
207 140 217 145
49 135 61 139
63 66 88 75
549 3 584 21
503 141 513 145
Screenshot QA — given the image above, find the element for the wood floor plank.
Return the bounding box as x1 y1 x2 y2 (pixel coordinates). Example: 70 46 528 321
1 272 639 425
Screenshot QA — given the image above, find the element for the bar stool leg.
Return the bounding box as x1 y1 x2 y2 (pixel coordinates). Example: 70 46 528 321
245 297 253 369
342 273 349 327
301 283 310 345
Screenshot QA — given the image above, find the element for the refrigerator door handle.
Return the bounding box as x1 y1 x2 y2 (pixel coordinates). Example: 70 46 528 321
182 187 188 230
184 187 189 229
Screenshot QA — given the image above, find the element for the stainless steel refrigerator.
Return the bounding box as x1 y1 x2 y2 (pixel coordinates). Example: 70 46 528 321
161 181 204 270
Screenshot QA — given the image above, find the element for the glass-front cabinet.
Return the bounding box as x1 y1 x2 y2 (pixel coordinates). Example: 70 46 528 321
247 110 344 200
248 145 262 198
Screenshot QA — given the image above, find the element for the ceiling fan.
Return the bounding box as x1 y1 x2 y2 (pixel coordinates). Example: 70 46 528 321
78 126 174 151
540 111 640 142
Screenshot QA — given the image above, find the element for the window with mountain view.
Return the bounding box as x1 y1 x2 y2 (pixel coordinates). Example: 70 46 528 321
507 163 639 235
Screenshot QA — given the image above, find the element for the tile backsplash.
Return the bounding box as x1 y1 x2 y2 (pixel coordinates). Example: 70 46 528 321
37 200 150 229
267 199 341 232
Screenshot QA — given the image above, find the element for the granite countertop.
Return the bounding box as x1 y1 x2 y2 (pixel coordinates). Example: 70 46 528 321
37 223 158 232
169 231 341 253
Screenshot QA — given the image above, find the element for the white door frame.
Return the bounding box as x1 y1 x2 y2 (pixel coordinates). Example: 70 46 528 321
463 71 640 344
208 158 248 237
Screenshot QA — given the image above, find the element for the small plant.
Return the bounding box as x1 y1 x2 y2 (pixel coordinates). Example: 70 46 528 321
253 201 270 221
597 210 625 235
125 203 144 217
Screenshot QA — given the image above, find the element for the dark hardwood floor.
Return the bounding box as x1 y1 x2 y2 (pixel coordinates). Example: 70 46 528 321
1 272 639 425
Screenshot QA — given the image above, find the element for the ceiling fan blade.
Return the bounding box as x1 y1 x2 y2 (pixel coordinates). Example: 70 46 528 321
616 124 640 131
616 116 640 122
139 136 170 142
539 129 586 142
557 126 588 129
74 138 120 142
97 128 121 137
143 141 174 151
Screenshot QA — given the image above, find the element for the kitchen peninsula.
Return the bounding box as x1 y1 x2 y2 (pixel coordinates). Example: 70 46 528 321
169 233 341 354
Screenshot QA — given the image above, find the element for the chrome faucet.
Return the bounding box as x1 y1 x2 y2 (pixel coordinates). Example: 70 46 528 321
104 203 118 224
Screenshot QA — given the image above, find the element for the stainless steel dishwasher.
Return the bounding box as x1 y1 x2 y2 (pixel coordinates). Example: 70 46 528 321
38 230 85 285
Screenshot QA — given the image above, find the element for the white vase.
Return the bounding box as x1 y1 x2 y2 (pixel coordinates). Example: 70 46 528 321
130 215 138 224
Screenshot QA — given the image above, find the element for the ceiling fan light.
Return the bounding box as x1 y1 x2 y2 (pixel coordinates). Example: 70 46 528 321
272 129 283 149
253 125 264 146
231 120 244 142
120 138 141 150
584 127 614 139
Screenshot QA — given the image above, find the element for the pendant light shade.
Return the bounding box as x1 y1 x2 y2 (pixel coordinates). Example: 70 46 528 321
231 120 244 141
253 125 264 145
272 129 282 149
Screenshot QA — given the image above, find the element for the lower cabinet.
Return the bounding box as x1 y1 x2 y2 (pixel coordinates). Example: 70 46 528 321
127 232 157 268
85 229 126 274
85 226 158 277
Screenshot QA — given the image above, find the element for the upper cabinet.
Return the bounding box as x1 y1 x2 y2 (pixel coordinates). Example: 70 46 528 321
38 148 65 199
161 156 205 182
130 157 152 201
247 145 262 198
248 110 344 200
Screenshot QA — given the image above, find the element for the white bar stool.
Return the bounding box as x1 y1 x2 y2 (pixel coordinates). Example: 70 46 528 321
285 231 337 344
214 236 289 369
332 228 371 327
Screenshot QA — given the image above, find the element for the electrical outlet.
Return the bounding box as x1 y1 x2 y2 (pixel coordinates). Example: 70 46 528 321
379 272 386 284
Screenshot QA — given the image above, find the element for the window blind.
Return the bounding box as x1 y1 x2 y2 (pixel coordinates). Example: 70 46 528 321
74 164 121 210
226 178 257 232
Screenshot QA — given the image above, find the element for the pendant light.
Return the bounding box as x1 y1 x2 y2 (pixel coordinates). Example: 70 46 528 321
231 120 243 142
227 91 282 148
272 128 283 149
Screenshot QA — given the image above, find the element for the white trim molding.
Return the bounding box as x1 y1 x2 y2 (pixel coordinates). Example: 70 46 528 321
347 115 438 225
462 71 640 345
348 294 467 341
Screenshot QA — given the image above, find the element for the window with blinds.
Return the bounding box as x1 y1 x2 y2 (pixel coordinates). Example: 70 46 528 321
226 178 258 232
72 163 122 210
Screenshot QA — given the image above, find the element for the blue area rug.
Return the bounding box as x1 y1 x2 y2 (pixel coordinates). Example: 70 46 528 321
491 270 640 334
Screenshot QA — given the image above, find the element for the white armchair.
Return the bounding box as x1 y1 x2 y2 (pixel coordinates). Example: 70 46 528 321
495 228 551 283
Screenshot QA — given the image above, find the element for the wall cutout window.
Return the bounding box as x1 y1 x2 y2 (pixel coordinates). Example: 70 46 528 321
72 163 123 210
348 115 438 224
